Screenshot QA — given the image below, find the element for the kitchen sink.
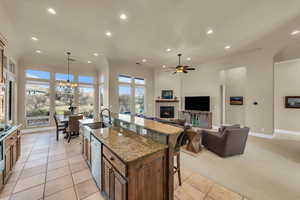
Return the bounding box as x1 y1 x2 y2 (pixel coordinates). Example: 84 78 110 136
86 122 108 129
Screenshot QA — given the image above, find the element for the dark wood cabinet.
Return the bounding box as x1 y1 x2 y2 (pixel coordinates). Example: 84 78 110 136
4 146 11 181
3 130 21 183
102 146 166 200
103 157 127 200
113 168 127 200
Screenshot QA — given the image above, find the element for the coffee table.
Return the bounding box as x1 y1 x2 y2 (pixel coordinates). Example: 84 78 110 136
186 128 203 153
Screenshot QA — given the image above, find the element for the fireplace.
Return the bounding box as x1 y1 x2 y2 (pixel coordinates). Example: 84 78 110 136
160 106 174 118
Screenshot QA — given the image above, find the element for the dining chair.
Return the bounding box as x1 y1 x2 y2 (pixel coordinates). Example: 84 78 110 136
173 126 189 186
64 111 72 117
53 113 67 141
66 115 83 143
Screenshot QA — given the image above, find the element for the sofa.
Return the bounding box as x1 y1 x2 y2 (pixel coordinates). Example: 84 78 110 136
202 125 250 157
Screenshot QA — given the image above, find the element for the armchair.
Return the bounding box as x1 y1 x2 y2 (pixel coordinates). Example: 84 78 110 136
202 127 250 157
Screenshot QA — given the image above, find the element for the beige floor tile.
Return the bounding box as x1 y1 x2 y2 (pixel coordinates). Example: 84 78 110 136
24 159 47 169
0 182 16 198
48 153 67 162
69 161 88 173
10 184 44 200
68 155 85 164
45 187 77 200
47 159 69 171
13 162 25 171
75 179 98 200
82 192 105 200
27 153 48 161
44 174 74 197
19 164 47 180
72 169 92 184
13 173 46 193
208 184 243 200
204 196 215 200
175 182 206 200
46 166 71 181
181 168 194 181
7 170 22 184
185 173 214 194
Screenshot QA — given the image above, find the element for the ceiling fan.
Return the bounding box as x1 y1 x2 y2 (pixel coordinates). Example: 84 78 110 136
166 54 196 74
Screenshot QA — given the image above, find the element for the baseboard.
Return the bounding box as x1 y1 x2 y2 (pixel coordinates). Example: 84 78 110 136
274 129 300 136
21 126 56 134
249 132 274 139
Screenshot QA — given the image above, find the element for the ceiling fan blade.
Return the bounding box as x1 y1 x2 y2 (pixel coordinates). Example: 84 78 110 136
187 68 196 70
183 70 188 73
172 71 177 75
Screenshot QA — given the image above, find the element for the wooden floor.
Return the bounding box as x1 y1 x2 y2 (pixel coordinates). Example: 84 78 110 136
0 131 247 200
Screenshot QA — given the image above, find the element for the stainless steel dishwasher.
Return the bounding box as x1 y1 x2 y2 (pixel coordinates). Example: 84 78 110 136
91 135 102 188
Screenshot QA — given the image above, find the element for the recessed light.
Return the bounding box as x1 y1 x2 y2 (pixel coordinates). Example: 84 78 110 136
166 48 171 52
187 57 191 61
93 53 99 57
291 30 300 35
106 31 112 37
207 29 214 35
120 14 127 20
225 45 231 49
31 37 38 41
35 50 42 54
162 65 166 68
87 61 92 64
142 59 147 63
47 8 56 15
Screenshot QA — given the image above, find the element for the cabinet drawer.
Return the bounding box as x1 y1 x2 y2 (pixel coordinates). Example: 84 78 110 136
103 146 126 177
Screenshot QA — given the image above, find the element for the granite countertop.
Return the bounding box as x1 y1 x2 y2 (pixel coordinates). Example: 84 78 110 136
111 113 183 136
0 124 22 141
88 126 167 163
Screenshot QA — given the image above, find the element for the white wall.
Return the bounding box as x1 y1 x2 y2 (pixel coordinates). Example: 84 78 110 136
274 59 300 132
221 67 246 126
154 49 275 134
108 60 155 116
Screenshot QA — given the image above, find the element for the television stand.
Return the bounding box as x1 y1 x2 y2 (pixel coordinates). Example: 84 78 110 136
180 110 212 129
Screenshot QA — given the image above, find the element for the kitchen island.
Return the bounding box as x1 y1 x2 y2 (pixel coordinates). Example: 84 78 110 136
79 114 183 200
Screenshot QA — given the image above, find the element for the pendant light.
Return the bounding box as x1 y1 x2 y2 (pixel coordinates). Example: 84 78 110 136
58 52 78 89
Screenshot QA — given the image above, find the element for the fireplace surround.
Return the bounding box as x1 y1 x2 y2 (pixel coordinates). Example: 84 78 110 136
160 106 175 118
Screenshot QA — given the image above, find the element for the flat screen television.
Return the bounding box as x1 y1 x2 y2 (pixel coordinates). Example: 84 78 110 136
185 96 210 111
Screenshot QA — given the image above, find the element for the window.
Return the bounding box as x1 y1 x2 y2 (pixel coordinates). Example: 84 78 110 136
135 86 145 114
134 78 145 85
26 81 50 127
118 75 145 115
100 86 104 107
119 85 131 114
26 69 50 80
55 73 74 81
78 86 94 116
55 86 74 115
78 76 93 84
118 75 131 83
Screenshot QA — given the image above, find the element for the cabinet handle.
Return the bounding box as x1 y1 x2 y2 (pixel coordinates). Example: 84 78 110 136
110 157 114 161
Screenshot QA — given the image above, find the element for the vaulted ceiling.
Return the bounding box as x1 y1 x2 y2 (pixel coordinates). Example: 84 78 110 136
2 0 300 67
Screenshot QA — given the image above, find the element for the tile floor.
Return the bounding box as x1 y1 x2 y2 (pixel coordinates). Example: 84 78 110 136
0 131 248 200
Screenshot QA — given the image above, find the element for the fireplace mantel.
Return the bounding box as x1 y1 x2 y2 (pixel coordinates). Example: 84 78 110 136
155 99 179 103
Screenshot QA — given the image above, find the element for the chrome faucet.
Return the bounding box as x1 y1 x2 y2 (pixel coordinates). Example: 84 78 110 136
100 108 112 124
